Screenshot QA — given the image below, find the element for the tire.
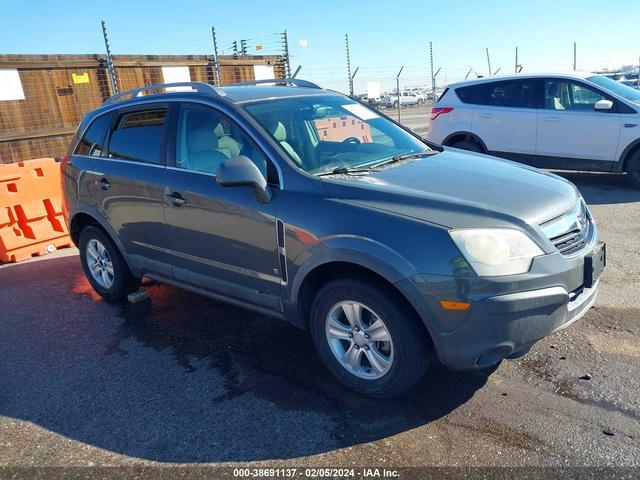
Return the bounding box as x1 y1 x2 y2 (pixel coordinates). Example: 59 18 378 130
393 101 399 109
450 139 483 153
417 98 425 106
625 150 640 189
309 278 432 398
79 226 141 302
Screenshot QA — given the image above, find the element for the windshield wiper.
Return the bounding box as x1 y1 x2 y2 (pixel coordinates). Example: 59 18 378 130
316 165 381 177
371 150 438 169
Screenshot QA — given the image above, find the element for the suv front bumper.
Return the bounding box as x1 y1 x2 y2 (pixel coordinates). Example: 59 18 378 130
401 242 604 369
435 280 598 368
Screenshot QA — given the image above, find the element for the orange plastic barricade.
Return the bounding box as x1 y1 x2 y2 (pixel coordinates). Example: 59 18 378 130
0 158 72 263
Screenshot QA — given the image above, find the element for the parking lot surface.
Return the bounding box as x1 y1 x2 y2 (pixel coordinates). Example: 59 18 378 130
1 171 639 468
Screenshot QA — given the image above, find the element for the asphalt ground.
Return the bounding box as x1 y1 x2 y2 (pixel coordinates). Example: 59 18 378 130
0 129 639 472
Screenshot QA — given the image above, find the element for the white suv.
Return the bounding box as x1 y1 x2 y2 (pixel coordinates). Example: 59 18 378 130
427 72 640 187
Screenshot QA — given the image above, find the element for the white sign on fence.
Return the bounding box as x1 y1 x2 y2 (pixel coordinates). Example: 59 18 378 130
161 66 192 91
0 69 25 101
253 65 275 81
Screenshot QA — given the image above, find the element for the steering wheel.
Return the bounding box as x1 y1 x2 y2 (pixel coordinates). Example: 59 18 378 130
339 137 362 151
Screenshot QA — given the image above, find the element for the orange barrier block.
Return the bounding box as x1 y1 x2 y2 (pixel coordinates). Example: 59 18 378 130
0 158 72 263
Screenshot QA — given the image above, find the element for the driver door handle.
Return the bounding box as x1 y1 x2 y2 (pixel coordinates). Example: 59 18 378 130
98 178 111 190
166 191 186 207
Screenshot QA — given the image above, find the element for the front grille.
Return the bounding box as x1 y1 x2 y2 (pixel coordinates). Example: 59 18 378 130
541 200 594 257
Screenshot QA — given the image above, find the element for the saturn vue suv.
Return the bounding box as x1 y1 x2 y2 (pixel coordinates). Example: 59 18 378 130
62 79 606 397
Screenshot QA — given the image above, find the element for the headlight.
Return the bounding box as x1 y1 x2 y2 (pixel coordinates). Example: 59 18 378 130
449 228 544 277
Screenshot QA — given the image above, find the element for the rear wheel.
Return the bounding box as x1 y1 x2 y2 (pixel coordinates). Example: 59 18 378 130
309 278 431 398
79 226 141 302
393 101 399 109
450 138 484 153
625 150 640 189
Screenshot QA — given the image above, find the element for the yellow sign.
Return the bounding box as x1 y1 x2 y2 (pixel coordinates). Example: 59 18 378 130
72 72 90 84
255 44 263 51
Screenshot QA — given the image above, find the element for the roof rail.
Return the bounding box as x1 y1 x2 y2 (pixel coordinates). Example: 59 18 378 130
103 82 225 105
229 78 321 89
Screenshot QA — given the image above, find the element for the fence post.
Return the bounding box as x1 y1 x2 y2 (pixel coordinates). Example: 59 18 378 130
345 34 353 96
281 30 291 77
396 66 404 123
101 20 118 94
211 27 221 86
429 42 435 100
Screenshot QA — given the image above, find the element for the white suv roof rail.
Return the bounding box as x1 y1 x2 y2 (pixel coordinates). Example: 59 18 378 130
103 81 225 105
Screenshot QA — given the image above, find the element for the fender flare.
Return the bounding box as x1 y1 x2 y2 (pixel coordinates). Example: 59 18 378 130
289 235 419 304
442 131 488 152
617 138 640 173
69 204 135 272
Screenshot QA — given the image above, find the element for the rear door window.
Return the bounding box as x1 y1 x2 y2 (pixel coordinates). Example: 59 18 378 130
107 108 167 164
74 113 113 157
457 80 537 108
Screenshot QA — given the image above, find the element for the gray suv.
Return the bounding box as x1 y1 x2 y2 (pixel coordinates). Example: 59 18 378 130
62 79 606 397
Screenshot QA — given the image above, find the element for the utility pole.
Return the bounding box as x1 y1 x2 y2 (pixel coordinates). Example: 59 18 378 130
101 20 118 94
396 66 404 122
486 48 492 76
211 27 221 86
638 56 640 89
573 42 577 71
232 41 238 56
345 34 353 96
430 42 436 101
240 39 247 56
281 30 291 77
515 46 518 74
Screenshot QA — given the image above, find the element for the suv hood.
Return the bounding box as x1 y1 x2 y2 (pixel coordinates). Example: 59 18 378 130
322 149 579 231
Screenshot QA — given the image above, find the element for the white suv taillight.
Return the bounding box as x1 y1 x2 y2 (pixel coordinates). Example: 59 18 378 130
430 107 453 120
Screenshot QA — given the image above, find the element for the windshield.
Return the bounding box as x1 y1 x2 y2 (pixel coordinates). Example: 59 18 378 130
587 75 640 105
243 94 431 174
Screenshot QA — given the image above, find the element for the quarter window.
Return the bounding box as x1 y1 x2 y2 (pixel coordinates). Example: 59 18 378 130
457 80 537 108
74 113 113 157
107 108 167 164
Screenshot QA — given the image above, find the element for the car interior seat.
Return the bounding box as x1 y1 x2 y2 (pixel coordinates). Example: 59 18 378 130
186 123 228 173
271 121 303 165
214 122 243 158
546 82 566 110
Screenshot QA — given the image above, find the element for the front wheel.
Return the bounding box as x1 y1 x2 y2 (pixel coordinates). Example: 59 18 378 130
625 150 640 189
79 226 141 302
309 279 432 397
393 101 399 109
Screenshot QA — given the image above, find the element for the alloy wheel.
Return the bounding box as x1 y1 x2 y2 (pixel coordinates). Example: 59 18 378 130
325 301 394 379
86 238 114 289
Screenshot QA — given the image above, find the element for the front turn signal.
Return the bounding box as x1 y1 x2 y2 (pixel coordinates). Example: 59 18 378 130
439 300 471 311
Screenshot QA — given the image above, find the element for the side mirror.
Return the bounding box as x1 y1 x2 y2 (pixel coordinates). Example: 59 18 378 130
216 155 272 204
594 99 614 111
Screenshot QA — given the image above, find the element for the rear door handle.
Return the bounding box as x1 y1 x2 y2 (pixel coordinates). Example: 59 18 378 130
166 191 186 207
542 116 561 122
478 113 494 119
98 178 111 190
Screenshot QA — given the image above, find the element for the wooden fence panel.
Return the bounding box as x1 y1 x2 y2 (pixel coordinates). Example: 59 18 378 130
0 54 283 164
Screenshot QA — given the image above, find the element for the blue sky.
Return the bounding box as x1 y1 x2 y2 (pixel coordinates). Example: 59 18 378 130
2 0 639 93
